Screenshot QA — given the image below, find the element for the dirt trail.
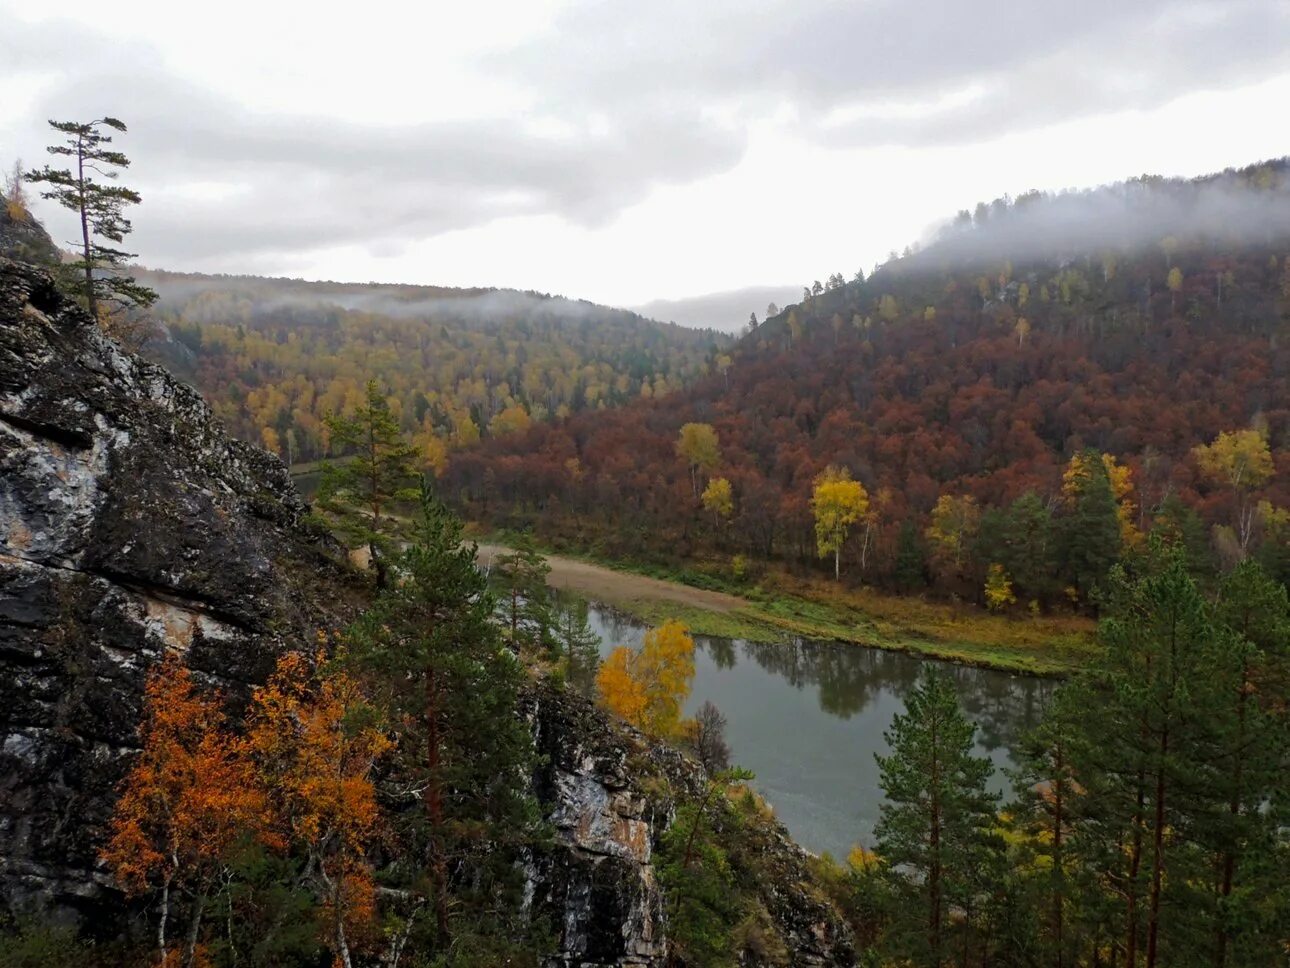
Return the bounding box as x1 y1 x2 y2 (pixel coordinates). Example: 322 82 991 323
474 543 743 613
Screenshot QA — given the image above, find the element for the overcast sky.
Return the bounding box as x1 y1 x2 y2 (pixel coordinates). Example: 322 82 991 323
3 0 1289 309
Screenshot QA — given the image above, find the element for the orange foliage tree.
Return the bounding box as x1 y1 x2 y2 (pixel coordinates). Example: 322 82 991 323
101 654 265 967
246 650 390 968
596 619 696 738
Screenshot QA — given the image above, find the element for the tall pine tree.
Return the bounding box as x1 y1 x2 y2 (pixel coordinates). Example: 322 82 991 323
875 666 1000 966
344 483 544 960
26 117 157 320
318 380 419 588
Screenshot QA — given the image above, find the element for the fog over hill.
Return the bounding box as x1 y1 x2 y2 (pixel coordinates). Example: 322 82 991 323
632 285 802 332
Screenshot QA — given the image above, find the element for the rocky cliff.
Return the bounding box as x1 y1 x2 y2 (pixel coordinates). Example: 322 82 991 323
0 257 855 964
0 258 358 923
529 686 856 966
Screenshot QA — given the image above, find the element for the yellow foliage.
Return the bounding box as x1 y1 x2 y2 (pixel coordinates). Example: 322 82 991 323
489 404 532 437
984 563 1016 612
596 619 695 738
415 429 449 477
925 494 979 574
811 466 868 575
595 647 649 726
261 426 282 456
1193 429 1274 492
847 845 883 873
702 476 734 520
676 422 720 472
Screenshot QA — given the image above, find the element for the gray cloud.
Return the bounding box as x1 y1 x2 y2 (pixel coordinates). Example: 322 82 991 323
503 0 1290 147
4 1 1288 275
2 16 744 268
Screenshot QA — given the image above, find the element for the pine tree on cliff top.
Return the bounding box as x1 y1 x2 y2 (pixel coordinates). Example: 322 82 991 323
318 380 420 589
25 117 157 320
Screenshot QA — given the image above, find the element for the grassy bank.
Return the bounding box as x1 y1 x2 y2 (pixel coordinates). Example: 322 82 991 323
471 527 1097 676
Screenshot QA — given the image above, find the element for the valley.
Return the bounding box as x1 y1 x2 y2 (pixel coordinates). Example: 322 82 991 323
3 93 1289 966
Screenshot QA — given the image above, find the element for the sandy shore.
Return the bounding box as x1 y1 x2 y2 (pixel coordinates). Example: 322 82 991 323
474 543 742 614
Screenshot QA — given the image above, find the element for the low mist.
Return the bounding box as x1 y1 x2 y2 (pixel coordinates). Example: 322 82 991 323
912 161 1290 269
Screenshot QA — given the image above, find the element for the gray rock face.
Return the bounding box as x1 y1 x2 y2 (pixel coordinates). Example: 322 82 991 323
0 208 59 266
528 687 856 967
0 259 354 924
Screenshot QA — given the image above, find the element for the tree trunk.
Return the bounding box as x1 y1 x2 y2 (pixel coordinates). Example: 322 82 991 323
1125 768 1145 968
76 135 96 320
425 674 450 944
1215 665 1249 968
1145 729 1167 968
929 715 943 967
185 890 207 968
1053 749 1065 968
158 873 172 964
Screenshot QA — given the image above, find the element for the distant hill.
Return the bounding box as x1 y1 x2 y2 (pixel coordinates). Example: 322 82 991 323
135 269 730 469
447 159 1290 607
632 285 803 333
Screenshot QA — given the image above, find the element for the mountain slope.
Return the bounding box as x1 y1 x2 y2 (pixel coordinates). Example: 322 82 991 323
445 160 1290 604
138 269 730 469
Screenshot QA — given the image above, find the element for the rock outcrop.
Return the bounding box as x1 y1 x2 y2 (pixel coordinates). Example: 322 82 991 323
529 687 856 967
0 258 356 924
0 257 856 964
0 205 60 266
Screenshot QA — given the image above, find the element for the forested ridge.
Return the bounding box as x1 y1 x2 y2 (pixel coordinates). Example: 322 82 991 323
139 269 729 470
446 160 1290 609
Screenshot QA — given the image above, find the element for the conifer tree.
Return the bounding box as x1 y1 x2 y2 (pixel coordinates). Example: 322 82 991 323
1006 690 1082 967
318 380 420 588
1200 561 1289 966
25 117 157 320
344 483 543 958
1058 450 1122 604
552 592 602 693
999 491 1056 603
874 666 1000 966
491 538 553 654
1065 547 1218 968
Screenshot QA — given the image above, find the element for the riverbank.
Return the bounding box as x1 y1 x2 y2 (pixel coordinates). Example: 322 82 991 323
471 535 1097 676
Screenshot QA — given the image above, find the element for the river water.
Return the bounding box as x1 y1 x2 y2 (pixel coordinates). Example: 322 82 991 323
584 604 1054 861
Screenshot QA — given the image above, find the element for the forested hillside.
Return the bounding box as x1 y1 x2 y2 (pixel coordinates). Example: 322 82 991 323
446 160 1290 608
140 270 729 470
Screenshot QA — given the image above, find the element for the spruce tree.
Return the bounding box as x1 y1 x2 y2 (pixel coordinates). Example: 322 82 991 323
875 666 1000 966
344 483 544 959
25 117 157 320
1152 492 1216 582
317 380 419 588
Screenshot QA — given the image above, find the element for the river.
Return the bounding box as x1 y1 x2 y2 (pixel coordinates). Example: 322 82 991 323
584 604 1054 861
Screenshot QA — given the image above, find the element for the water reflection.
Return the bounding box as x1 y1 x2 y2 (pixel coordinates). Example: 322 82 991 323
584 605 1053 861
